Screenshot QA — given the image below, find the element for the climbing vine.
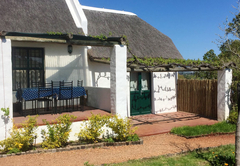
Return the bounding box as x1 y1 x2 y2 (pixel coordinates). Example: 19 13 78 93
89 33 235 69
44 31 235 69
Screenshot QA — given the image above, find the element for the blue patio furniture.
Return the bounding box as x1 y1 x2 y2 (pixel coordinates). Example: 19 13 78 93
16 82 87 115
36 82 53 114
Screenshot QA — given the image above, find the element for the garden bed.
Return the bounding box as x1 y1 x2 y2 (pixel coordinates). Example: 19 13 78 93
171 132 235 139
0 139 143 158
170 121 236 138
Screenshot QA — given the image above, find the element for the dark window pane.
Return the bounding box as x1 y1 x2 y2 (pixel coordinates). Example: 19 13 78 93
29 49 43 68
12 70 27 90
12 48 27 68
29 70 44 88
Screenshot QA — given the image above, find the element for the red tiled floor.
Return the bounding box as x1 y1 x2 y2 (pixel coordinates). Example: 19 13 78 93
14 110 218 137
131 111 218 137
13 106 110 127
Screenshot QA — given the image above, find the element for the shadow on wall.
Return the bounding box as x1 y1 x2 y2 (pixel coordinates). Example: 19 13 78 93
89 60 110 87
94 72 110 87
46 56 84 85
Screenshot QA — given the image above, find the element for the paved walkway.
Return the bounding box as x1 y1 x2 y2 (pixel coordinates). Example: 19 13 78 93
14 109 218 136
131 112 218 137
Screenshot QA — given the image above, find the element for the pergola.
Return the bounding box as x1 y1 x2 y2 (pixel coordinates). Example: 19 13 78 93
0 32 234 141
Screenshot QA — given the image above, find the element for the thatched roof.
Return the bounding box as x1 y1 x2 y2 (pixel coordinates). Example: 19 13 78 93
0 0 83 34
83 9 183 59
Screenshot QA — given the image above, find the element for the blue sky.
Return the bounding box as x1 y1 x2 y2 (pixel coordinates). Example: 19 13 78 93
79 0 238 60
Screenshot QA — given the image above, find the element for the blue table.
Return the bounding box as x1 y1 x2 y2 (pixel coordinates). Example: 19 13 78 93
16 87 87 101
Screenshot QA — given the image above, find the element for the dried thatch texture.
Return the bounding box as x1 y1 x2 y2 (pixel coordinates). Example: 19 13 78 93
84 9 183 59
0 0 83 34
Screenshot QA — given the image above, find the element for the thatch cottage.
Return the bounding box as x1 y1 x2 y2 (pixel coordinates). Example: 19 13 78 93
0 0 232 142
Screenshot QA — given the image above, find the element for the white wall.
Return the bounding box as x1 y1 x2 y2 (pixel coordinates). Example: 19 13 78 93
152 72 177 114
34 120 112 144
84 86 111 112
0 39 13 141
88 60 110 88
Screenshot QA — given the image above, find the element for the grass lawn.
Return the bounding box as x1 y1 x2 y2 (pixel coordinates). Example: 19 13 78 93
107 144 235 166
170 121 236 137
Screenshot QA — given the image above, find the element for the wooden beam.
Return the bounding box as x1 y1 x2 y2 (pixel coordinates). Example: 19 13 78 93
6 36 66 43
68 40 118 47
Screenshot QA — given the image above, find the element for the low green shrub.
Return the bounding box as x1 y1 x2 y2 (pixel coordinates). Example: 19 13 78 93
78 113 110 143
78 114 139 143
41 114 76 149
195 144 235 166
227 104 238 124
0 116 38 153
107 115 138 142
228 111 238 124
127 134 139 142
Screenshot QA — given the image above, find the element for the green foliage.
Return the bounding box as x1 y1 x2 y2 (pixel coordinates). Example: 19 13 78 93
91 33 108 40
128 56 223 68
7 147 21 154
0 116 38 153
101 57 110 61
226 12 240 37
107 115 137 142
1 107 9 117
7 148 21 154
78 113 110 143
219 40 240 105
227 105 238 124
127 134 139 142
84 161 94 166
41 114 76 149
170 121 236 137
104 137 115 143
195 144 235 166
78 114 139 143
108 32 113 37
47 31 63 35
193 49 218 79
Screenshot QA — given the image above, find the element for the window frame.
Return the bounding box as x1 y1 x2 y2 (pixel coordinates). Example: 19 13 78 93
12 47 45 90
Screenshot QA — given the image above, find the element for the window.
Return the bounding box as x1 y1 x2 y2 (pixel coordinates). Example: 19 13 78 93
12 47 44 90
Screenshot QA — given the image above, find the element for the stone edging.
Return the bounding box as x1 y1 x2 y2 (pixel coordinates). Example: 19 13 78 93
0 139 143 158
171 132 235 139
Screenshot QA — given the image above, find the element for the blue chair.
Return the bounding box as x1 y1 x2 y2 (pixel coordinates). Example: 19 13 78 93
36 82 53 114
76 80 83 111
58 81 73 113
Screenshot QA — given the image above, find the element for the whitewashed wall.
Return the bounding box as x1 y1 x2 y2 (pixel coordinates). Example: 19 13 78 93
152 72 177 114
36 121 85 144
88 60 110 88
0 39 13 141
84 86 111 112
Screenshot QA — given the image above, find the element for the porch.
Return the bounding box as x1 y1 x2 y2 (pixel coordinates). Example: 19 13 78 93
13 108 218 137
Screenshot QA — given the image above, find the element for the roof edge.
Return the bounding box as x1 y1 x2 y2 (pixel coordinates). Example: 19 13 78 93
82 5 137 16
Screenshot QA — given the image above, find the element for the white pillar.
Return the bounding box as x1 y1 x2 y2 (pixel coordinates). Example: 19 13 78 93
110 45 127 117
0 38 13 141
217 69 232 121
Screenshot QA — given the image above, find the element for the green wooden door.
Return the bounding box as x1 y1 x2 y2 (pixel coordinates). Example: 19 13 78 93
130 72 151 116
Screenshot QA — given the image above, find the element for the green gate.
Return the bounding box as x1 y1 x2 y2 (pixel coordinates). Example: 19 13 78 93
130 72 151 116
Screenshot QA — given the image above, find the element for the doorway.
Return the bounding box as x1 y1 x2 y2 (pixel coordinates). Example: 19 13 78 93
130 72 151 116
